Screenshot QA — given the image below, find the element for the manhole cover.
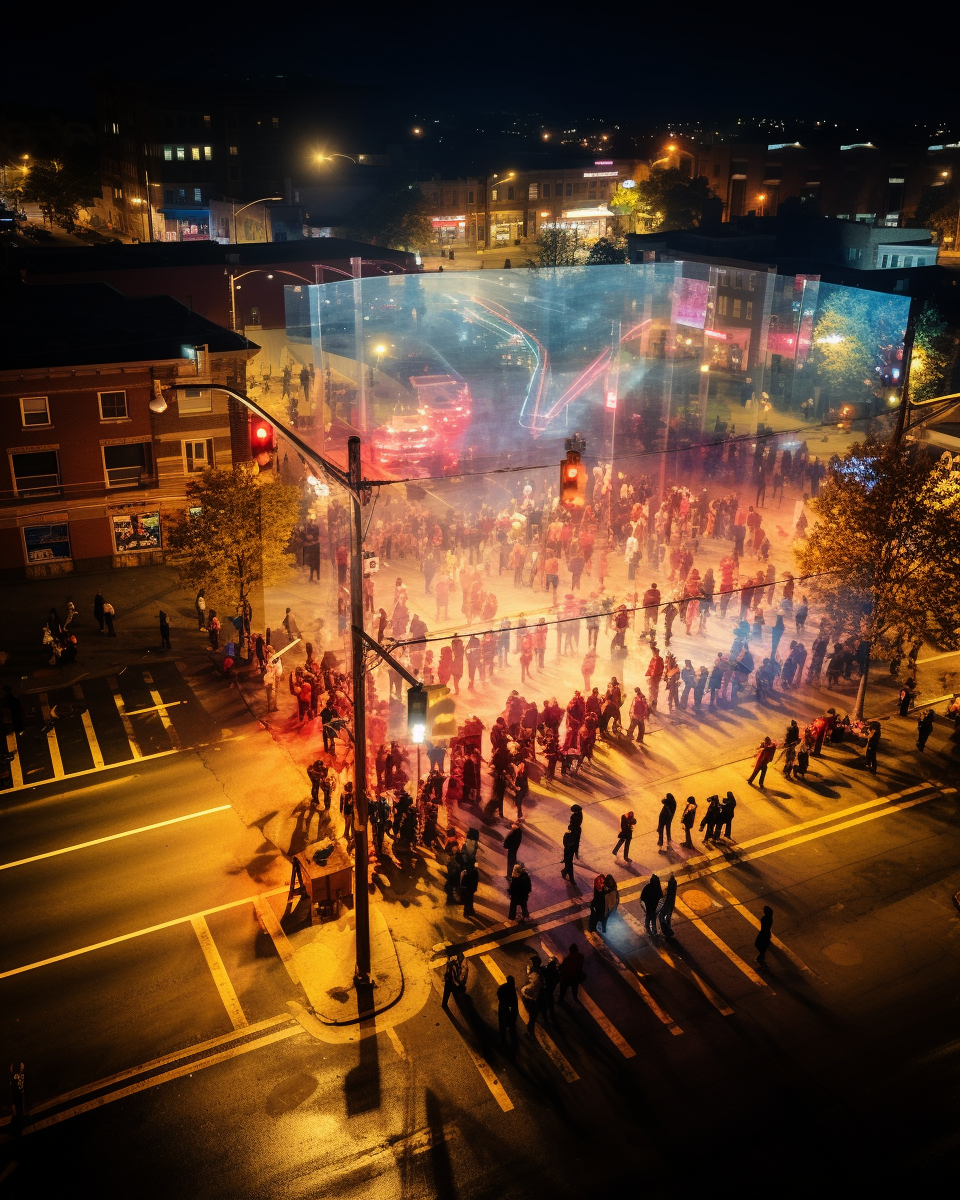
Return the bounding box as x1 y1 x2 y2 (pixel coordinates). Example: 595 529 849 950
822 941 863 966
681 889 716 914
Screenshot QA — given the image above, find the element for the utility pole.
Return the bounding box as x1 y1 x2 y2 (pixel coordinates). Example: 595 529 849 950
891 297 919 448
351 257 368 431
347 435 371 985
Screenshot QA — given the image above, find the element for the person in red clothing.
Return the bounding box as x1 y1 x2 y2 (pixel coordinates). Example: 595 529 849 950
544 553 560 605
335 542 349 586
646 647 664 711
747 736 777 786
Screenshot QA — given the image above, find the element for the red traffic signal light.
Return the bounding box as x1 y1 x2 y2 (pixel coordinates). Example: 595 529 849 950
560 450 586 509
251 418 274 466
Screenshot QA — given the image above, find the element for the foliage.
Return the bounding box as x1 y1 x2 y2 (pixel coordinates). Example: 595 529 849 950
909 301 954 402
586 237 627 265
339 181 433 250
793 436 960 655
21 158 98 228
911 182 959 246
166 467 301 618
633 167 714 232
808 290 905 404
525 227 586 268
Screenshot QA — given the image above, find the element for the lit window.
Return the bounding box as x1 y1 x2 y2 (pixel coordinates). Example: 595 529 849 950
191 147 200 160
229 145 238 156
732 298 742 318
491 188 498 201
164 146 173 161
176 147 185 160
179 388 213 414
528 183 538 199
203 146 212 160
717 295 728 316
272 116 279 127
20 397 50 427
194 188 202 202
99 390 128 420
746 301 753 320
203 114 211 126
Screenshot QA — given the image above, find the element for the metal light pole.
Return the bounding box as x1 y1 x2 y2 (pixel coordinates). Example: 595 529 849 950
231 196 282 244
351 257 368 431
347 435 371 984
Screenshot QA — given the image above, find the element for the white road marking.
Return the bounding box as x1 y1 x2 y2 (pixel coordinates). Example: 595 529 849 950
673 896 772 990
479 953 579 1082
539 933 635 1058
583 929 683 1035
191 915 248 1030
107 676 142 758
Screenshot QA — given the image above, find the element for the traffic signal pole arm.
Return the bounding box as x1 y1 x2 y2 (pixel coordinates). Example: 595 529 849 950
353 625 421 687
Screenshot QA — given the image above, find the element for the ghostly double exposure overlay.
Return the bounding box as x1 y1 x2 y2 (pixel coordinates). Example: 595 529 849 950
247 264 908 774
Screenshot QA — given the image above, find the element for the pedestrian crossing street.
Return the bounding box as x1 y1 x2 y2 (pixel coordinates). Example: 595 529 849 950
1 662 217 791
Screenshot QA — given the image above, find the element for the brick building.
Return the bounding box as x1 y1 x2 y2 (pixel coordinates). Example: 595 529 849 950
0 283 256 580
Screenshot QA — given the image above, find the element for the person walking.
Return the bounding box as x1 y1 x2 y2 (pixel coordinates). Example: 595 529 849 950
103 600 117 637
916 709 934 752
717 790 737 839
747 736 777 786
640 873 663 934
520 955 543 1036
208 611 220 650
626 687 649 743
656 876 678 938
508 862 532 922
158 610 171 650
459 861 479 918
681 797 697 846
755 905 774 967
560 827 577 882
497 975 519 1046
94 590 105 634
307 759 332 809
503 821 522 880
558 943 585 1005
657 793 677 848
700 794 722 841
442 952 469 1008
341 782 355 842
612 810 636 861
865 721 880 773
568 803 583 857
195 589 207 630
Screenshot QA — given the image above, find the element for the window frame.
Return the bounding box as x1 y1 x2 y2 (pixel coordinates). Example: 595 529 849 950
98 390 129 421
10 448 61 497
183 438 214 473
101 441 153 490
20 396 51 428
178 387 213 415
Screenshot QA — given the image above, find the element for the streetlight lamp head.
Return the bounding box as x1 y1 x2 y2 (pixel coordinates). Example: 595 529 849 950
700 363 710 373
149 382 168 414
374 344 386 354
266 274 274 279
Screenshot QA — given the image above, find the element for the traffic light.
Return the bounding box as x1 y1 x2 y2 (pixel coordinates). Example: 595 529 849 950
251 417 274 467
407 684 456 744
407 686 427 744
560 449 587 509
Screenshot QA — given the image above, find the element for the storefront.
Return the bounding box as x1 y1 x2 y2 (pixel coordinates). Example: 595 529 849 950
432 215 467 245
559 206 614 241
489 212 525 245
21 520 72 578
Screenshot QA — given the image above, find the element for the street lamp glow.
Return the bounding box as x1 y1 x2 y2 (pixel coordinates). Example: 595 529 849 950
700 363 710 372
374 344 386 355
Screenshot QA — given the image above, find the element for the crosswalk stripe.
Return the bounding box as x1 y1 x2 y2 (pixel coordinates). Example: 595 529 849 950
73 684 105 769
6 733 23 789
433 971 514 1111
141 672 182 750
673 895 772 990
618 909 734 1016
253 894 300 985
479 954 580 1082
703 878 816 977
539 933 635 1058
191 915 248 1031
107 677 142 759
39 694 64 779
583 929 683 1035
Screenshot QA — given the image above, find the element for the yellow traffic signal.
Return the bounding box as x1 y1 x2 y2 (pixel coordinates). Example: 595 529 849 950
560 450 587 509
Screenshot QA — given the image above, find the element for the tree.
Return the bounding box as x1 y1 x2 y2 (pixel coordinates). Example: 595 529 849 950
909 301 955 402
586 237 626 265
793 436 960 715
807 291 877 405
339 181 433 251
633 167 714 232
608 185 639 232
911 182 960 247
166 467 301 631
22 158 98 229
524 227 585 268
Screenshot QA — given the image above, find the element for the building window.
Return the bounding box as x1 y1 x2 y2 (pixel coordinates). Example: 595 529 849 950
191 147 200 161
748 273 756 291
11 450 60 496
229 145 238 156
176 146 185 160
178 387 212 414
745 301 753 320
184 439 214 472
507 186 515 200
194 188 202 202
732 298 742 318
203 146 212 160
20 396 51 427
99 390 128 420
272 117 279 128
203 114 211 128
178 188 187 201
452 189 458 205
717 295 728 316
528 183 538 199
103 442 152 489
542 183 550 198
112 187 123 202
163 146 173 161
467 190 474 204
491 188 498 201
734 272 742 289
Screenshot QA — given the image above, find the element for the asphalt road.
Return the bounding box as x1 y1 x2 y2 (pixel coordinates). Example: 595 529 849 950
1 704 957 1196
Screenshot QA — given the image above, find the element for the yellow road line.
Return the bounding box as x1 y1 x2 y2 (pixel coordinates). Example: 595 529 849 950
5 733 23 789
619 909 734 1016
539 933 635 1058
253 894 300 985
674 896 771 989
39 694 64 779
0 805 232 872
107 676 142 758
704 878 816 976
25 1026 300 1133
479 954 580 1082
438 994 514 1112
73 684 105 769
386 1026 407 1060
141 672 182 750
29 1015 293 1115
0 885 288 981
191 915 248 1030
582 930 683 1035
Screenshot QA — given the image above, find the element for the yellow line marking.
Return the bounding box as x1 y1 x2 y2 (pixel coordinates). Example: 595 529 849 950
0 805 232 872
25 1026 300 1133
439 988 515 1111
141 672 182 749
479 954 580 1082
0 885 287 981
428 914 580 970
191 915 248 1030
386 1026 407 1060
539 933 635 1058
73 684 105 769
674 896 771 989
583 929 683 1035
253 894 299 985
5 732 23 789
123 701 185 717
619 909 734 1016
704 878 816 976
39 694 64 779
29 1016 293 1114
107 677 142 758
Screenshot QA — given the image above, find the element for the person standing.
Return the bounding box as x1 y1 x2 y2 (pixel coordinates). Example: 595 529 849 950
158 610 171 650
755 905 774 967
626 687 649 743
341 782 355 842
94 590 105 634
195 589 207 630
508 862 531 922
103 600 117 637
657 793 677 848
657 876 678 938
503 821 523 880
497 975 519 1045
717 790 737 839
681 797 697 846
916 709 934 752
560 827 577 882
865 721 880 773
558 943 585 1005
612 810 636 861
700 794 722 841
520 955 543 1035
568 803 583 857
207 611 220 650
747 736 777 786
540 956 559 1023
460 860 479 918
442 952 469 1008
640 874 663 934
